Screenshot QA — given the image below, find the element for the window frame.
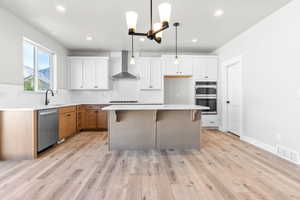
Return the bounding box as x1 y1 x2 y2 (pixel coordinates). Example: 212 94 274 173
23 37 57 92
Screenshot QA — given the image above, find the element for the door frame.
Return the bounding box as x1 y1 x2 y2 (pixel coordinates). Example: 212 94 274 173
220 56 243 136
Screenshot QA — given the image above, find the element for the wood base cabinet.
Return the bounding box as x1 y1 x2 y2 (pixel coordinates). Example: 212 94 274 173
59 106 77 140
81 105 108 130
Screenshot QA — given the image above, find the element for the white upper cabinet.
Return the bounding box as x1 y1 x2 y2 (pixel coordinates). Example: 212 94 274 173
162 55 193 76
94 59 109 89
193 57 218 81
68 57 109 90
162 56 178 75
83 60 96 89
138 57 162 90
69 59 83 89
180 56 193 75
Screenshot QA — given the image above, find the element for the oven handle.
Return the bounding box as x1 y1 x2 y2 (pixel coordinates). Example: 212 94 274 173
195 85 217 89
195 96 217 99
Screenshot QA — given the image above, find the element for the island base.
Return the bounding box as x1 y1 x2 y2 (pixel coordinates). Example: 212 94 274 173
107 110 202 150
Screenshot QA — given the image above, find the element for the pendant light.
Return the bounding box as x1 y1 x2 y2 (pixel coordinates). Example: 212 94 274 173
126 0 171 44
130 35 135 65
174 22 180 65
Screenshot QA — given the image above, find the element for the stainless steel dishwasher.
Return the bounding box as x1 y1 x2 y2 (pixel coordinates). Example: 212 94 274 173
37 109 59 152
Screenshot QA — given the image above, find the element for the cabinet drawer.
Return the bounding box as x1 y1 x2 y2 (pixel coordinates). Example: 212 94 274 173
202 115 219 127
84 104 107 110
59 106 76 114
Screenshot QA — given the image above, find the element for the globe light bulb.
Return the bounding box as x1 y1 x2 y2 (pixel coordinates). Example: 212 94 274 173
130 57 136 65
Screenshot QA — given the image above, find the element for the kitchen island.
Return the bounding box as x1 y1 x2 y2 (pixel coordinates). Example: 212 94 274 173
102 105 209 150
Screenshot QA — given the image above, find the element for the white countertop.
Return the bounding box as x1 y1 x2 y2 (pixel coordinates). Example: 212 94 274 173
0 102 163 111
102 104 210 111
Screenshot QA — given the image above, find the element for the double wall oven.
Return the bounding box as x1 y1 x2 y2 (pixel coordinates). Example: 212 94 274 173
195 81 217 115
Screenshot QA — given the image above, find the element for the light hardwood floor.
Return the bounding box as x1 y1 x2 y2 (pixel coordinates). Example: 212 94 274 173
0 129 300 200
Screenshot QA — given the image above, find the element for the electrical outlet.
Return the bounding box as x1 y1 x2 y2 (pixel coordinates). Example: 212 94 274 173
297 89 300 99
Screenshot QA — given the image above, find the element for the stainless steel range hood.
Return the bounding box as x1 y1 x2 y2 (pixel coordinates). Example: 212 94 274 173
112 51 137 79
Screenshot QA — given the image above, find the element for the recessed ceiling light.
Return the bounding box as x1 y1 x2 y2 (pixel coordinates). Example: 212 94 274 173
192 38 198 43
214 9 224 17
56 5 66 13
86 36 93 41
139 38 145 42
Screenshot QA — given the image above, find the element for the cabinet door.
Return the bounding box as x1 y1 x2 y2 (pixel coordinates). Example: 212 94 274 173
59 112 76 139
97 110 107 129
180 57 193 75
59 113 68 139
83 60 95 89
150 58 162 89
204 57 218 81
139 58 151 89
95 59 109 89
69 59 83 89
162 56 179 75
68 112 77 137
192 58 206 80
85 110 97 129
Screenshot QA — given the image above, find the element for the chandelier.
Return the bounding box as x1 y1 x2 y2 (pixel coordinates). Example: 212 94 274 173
125 0 171 44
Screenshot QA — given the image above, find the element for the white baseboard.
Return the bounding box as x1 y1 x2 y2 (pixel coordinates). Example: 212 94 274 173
240 136 276 154
240 136 300 165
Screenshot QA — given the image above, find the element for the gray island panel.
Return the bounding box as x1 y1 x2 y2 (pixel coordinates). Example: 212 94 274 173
103 105 209 151
108 110 156 150
156 110 201 149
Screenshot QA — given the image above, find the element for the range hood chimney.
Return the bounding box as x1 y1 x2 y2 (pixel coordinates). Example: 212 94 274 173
112 51 137 79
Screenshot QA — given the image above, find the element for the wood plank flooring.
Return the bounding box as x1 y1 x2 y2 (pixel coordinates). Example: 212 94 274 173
0 129 299 200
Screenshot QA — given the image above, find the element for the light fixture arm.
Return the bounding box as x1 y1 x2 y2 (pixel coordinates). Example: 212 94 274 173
127 0 170 44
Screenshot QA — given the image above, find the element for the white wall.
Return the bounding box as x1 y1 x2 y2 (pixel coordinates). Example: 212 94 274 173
215 0 300 153
0 7 70 106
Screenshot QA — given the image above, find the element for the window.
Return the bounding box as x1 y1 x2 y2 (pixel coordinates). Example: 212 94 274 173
23 39 55 92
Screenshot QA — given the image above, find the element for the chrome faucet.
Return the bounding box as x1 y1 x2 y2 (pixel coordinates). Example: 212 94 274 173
45 89 54 105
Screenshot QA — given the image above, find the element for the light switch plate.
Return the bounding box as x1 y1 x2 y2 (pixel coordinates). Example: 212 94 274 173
297 89 300 99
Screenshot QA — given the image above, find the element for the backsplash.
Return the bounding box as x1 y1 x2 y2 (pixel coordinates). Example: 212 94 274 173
0 84 71 106
0 82 163 106
69 79 163 104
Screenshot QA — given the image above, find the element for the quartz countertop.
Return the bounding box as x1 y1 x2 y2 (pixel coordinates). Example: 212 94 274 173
0 102 163 111
102 104 210 111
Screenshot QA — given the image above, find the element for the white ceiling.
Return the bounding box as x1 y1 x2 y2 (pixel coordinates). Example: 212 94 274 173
0 0 291 52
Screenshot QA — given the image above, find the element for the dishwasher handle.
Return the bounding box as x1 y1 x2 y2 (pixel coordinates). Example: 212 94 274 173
39 110 58 116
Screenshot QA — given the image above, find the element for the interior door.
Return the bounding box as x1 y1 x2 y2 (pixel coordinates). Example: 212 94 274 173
227 61 242 136
69 59 83 89
83 60 95 89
